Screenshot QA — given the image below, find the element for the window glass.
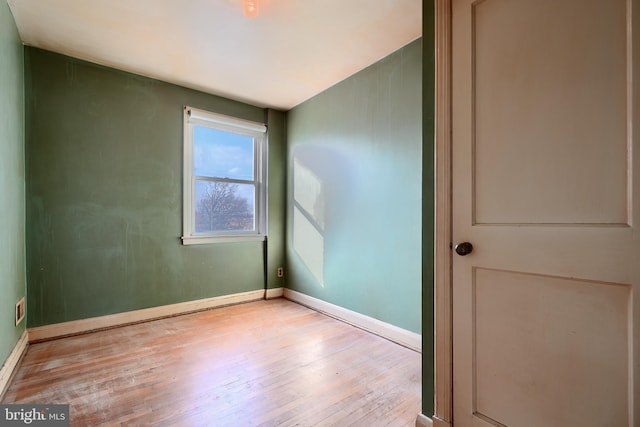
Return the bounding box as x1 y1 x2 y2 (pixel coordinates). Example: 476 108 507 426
194 180 255 233
193 125 255 181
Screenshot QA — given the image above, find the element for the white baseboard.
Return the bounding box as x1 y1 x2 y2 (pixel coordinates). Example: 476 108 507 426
0 330 29 397
283 289 421 352
28 289 265 342
416 413 434 427
265 287 284 299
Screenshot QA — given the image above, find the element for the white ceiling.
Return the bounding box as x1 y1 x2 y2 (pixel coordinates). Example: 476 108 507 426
7 0 422 110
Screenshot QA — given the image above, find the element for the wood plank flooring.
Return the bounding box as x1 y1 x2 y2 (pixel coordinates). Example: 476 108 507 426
1 298 421 426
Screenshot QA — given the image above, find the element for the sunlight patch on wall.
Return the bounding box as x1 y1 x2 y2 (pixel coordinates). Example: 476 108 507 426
292 158 325 286
294 158 325 228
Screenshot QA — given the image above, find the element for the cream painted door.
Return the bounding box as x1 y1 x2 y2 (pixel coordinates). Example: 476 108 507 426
451 0 640 426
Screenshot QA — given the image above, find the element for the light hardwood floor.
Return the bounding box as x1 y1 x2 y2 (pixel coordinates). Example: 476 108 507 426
2 298 421 426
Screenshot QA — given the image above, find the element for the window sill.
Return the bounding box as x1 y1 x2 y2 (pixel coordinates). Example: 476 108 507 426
181 234 266 245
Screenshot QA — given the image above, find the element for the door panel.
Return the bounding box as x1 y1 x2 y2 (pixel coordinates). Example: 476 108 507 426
452 0 639 426
474 269 629 426
472 0 628 225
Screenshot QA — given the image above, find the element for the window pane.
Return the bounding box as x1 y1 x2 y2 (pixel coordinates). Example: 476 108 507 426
194 180 255 233
193 125 254 180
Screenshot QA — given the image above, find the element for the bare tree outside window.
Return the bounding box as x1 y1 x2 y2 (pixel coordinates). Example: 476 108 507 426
195 181 254 232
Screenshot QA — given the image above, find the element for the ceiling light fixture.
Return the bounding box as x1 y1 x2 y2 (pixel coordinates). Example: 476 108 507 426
242 0 260 18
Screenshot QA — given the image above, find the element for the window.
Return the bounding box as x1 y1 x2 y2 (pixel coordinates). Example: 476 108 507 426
182 106 267 245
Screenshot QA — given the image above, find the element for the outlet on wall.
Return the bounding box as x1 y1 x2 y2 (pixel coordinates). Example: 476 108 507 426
15 297 25 326
277 267 284 278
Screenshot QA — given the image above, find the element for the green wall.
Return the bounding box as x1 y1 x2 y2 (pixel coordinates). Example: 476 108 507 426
25 48 286 327
0 2 26 368
422 0 435 417
266 110 287 290
286 38 423 334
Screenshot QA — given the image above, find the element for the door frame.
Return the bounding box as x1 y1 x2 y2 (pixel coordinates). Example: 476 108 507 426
433 0 453 426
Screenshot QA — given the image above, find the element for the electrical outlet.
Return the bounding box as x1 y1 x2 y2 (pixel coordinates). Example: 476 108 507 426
15 297 25 326
277 267 284 278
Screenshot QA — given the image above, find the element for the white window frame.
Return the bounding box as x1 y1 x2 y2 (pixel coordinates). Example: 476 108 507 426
182 106 267 245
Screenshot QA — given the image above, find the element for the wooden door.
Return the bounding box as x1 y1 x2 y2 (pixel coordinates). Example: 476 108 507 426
451 0 639 426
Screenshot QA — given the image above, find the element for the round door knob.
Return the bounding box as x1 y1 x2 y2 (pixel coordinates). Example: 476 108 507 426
454 242 473 256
